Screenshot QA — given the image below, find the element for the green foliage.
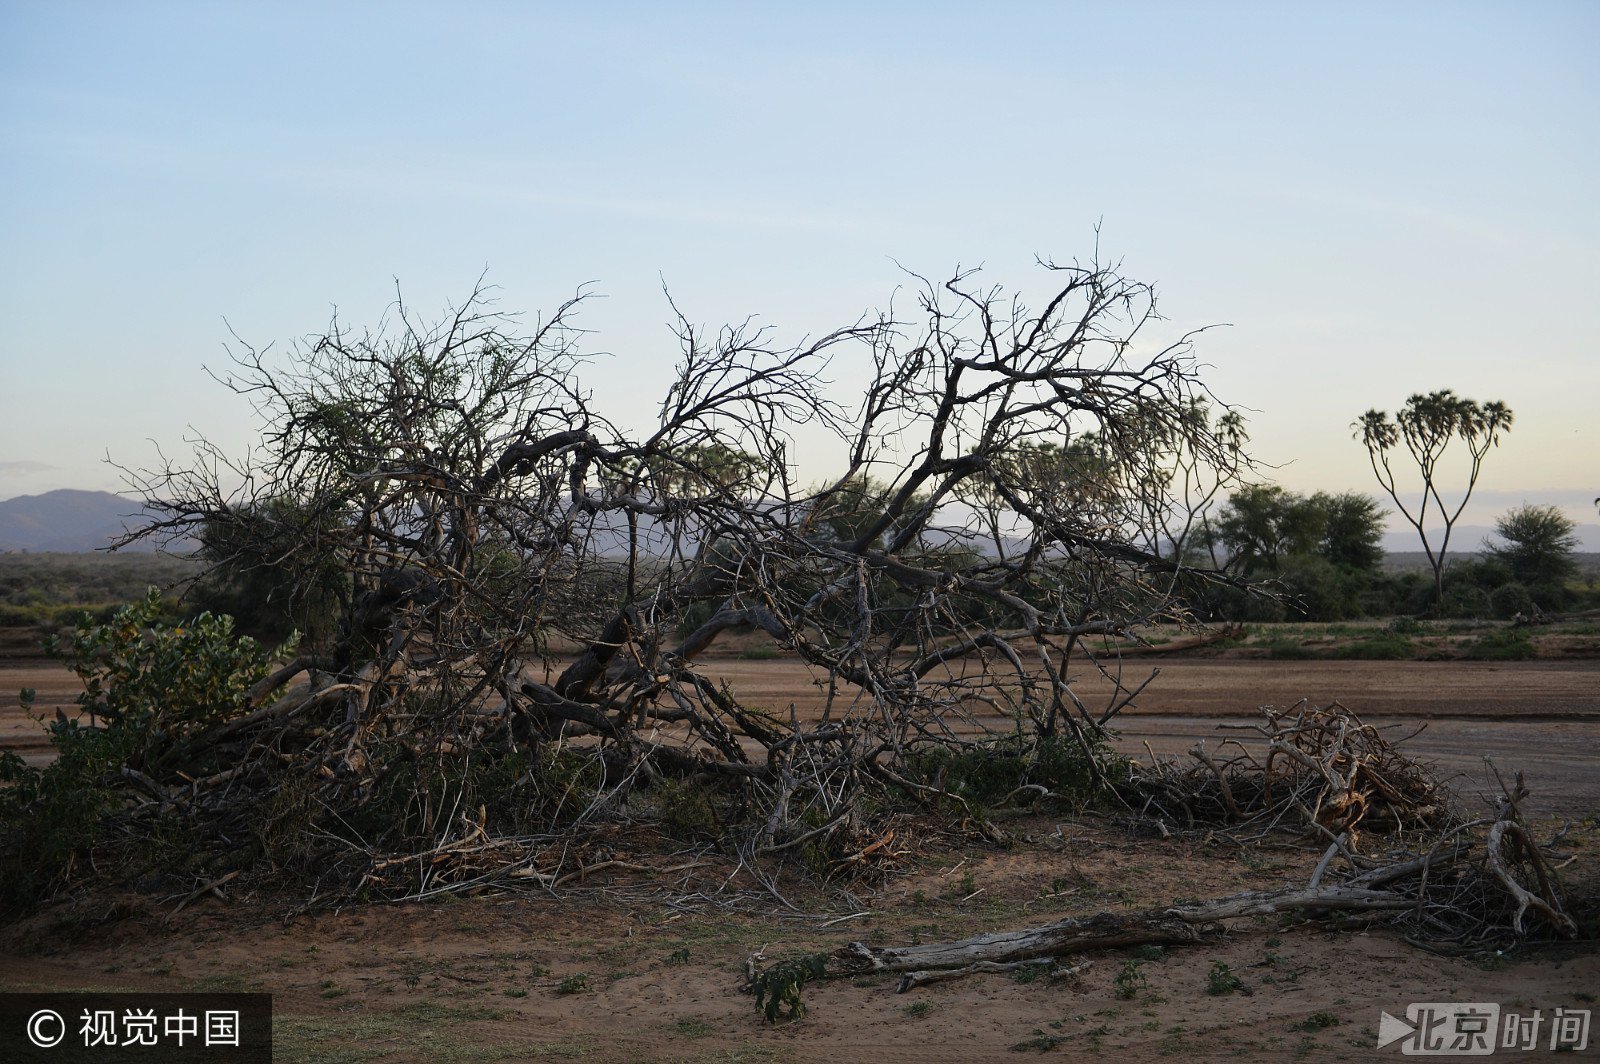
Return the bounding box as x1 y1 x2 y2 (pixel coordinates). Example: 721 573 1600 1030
1485 505 1580 588
1114 959 1148 999
1265 638 1316 660
1211 484 1326 575
49 589 292 771
1295 1012 1342 1032
1011 962 1051 984
0 593 294 910
905 732 1127 813
653 776 719 839
751 954 827 1023
1009 1032 1068 1052
1205 960 1243 996
1329 634 1414 660
0 553 196 632
1318 492 1388 571
1462 629 1536 661
1211 487 1386 578
1354 390 1513 606
1195 485 1393 622
555 974 589 995
190 497 346 646
811 475 928 548
1489 582 1535 620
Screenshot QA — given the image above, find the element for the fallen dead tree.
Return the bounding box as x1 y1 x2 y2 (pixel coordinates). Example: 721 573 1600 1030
4 259 1264 914
829 884 1412 994
749 769 1577 1011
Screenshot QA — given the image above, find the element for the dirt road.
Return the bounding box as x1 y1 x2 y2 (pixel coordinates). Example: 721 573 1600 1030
6 657 1596 811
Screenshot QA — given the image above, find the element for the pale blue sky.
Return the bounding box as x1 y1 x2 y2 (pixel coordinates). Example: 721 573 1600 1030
2 1 1596 534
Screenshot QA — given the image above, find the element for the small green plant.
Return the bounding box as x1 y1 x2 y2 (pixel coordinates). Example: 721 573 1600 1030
1115 959 1148 1000
1131 944 1166 962
903 1000 936 1018
665 948 691 966
1296 1011 1341 1032
556 974 589 995
1012 963 1051 985
1206 961 1243 996
1009 1031 1066 1052
504 988 528 998
750 954 827 1023
672 1017 715 1038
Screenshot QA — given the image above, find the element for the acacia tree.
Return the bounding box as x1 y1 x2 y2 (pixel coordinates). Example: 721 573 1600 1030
1485 504 1579 589
1207 486 1386 577
1354 390 1513 607
115 261 1249 896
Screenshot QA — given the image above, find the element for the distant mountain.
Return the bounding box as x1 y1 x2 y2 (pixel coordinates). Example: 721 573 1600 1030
1381 523 1600 553
0 489 166 552
9 487 1600 561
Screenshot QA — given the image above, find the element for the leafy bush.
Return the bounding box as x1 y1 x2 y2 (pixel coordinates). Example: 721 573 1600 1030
46 589 293 772
0 590 292 910
1489 582 1534 620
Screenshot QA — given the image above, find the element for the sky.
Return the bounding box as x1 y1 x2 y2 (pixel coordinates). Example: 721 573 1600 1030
1 1 1596 541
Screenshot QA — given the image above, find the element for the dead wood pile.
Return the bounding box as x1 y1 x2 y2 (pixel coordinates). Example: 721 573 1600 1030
1129 699 1447 841
749 707 1580 1009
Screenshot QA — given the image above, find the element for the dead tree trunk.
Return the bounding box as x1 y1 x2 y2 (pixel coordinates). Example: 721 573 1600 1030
829 886 1413 992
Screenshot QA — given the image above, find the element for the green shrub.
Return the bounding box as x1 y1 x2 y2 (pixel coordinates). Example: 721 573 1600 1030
1265 638 1315 660
0 591 293 910
1489 583 1535 620
1330 634 1414 660
654 776 719 838
905 732 1126 812
1463 628 1536 661
47 589 293 771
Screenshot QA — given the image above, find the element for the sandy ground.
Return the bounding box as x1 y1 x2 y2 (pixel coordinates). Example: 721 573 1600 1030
2 649 1597 1061
0 818 1594 1063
